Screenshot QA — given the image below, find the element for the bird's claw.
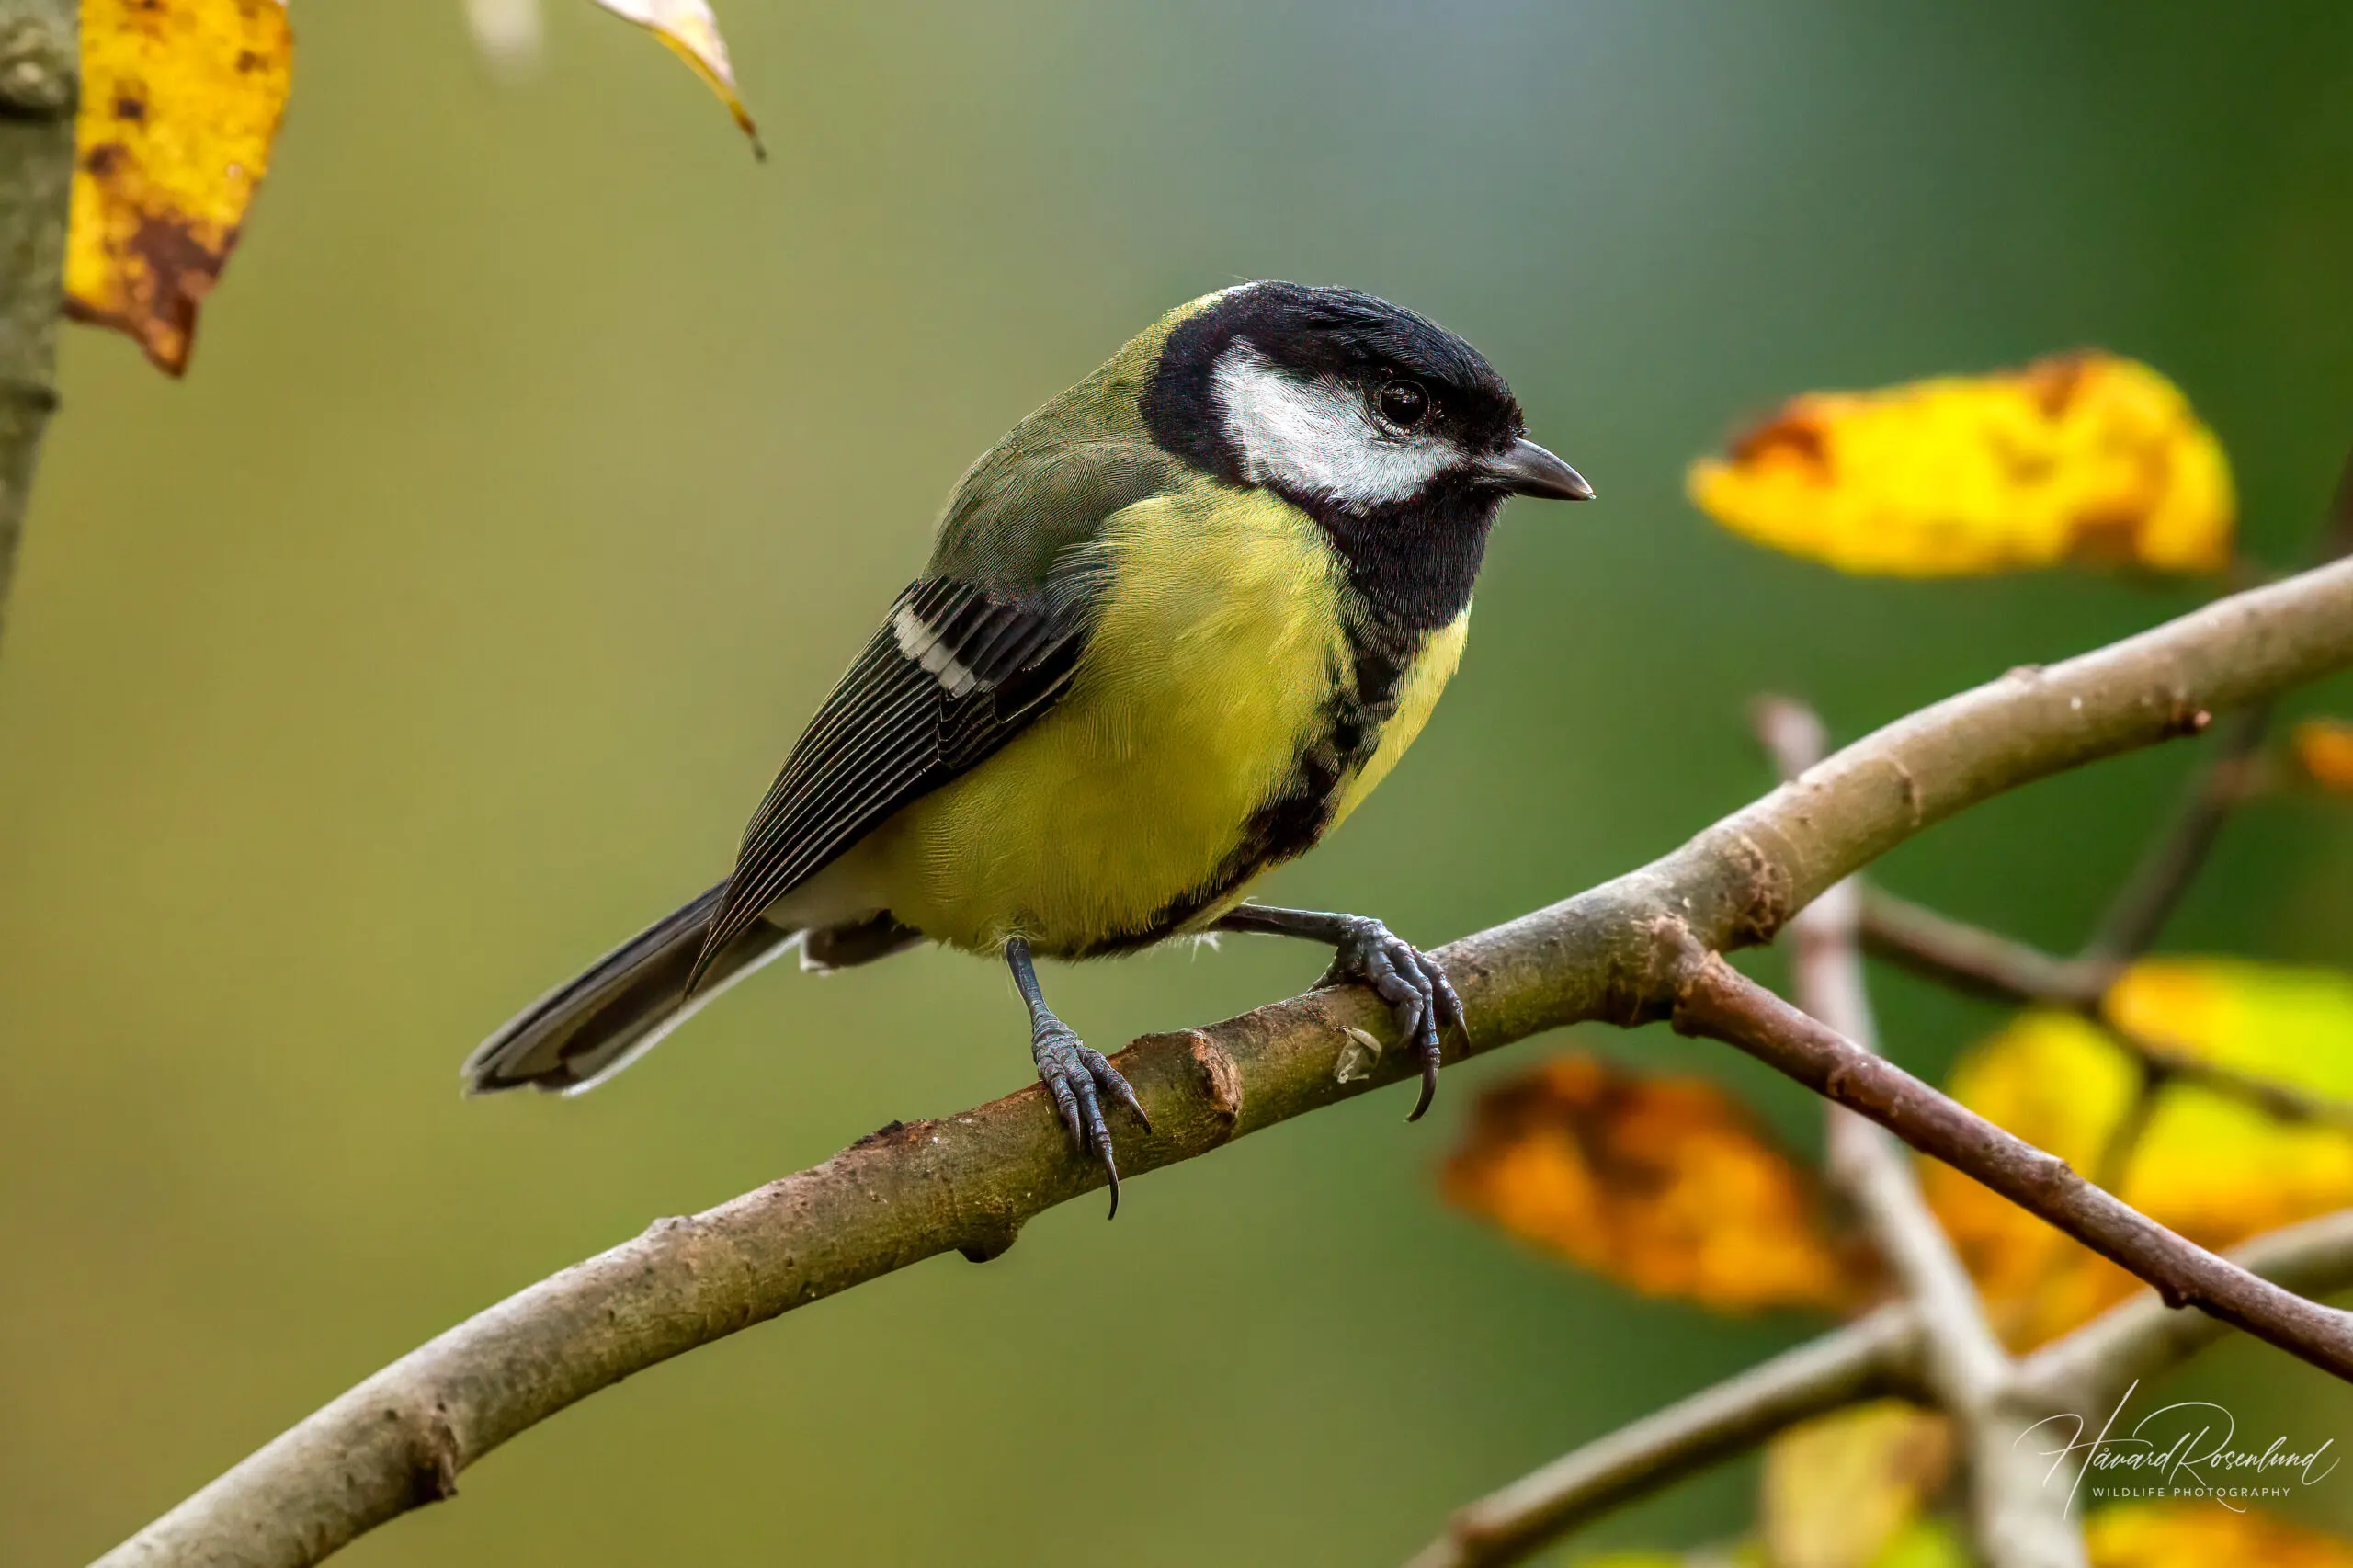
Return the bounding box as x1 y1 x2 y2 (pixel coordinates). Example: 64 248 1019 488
1032 1017 1151 1218
1316 916 1463 1121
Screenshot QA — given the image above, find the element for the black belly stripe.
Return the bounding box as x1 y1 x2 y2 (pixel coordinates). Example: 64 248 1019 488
1075 611 1428 957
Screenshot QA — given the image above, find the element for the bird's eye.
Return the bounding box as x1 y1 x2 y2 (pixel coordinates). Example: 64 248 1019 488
1375 380 1428 427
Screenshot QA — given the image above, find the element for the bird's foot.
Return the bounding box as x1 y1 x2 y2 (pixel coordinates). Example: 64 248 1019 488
1314 916 1463 1122
1032 1014 1152 1218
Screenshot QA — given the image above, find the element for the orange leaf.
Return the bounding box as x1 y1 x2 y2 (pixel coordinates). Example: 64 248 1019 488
1688 353 2234 577
2086 1501 2353 1567
1442 1053 1870 1313
2293 719 2353 795
64 0 292 375
1925 960 2353 1346
1761 1403 1953 1568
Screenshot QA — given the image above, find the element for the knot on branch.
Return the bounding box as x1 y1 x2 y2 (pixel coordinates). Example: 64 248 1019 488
387 1403 460 1507
1722 830 1798 947
1654 922 1724 1017
956 1218 1021 1264
850 1119 904 1147
1616 915 1706 1025
1187 1031 1244 1126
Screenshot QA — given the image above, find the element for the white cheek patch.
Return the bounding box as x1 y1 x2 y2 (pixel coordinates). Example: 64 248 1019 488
891 604 983 697
1211 341 1454 510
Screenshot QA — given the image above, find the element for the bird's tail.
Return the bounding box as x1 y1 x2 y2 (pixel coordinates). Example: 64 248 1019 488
462 882 799 1096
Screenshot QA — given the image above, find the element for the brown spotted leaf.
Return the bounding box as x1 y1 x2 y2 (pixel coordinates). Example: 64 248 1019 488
1442 1053 1872 1313
65 0 292 375
1688 353 2234 577
2086 1501 2353 1567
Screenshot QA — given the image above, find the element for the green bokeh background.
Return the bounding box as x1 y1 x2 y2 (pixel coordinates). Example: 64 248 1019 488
6 4 2353 1563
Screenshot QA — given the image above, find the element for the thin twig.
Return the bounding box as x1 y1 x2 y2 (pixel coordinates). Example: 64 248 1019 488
2020 1208 2353 1412
2083 445 2353 963
1757 699 2077 1568
2088 1062 2165 1197
1759 705 2012 1399
1859 888 2353 1133
1859 890 2109 1008
1407 1210 2353 1568
1671 951 2353 1382
1403 1309 1921 1568
2083 704 2274 962
92 559 2353 1568
2126 1048 2353 1133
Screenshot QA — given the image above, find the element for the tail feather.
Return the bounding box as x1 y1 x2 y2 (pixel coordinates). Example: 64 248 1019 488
463 882 800 1096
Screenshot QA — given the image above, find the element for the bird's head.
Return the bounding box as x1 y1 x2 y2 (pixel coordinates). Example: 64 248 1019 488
1140 281 1591 524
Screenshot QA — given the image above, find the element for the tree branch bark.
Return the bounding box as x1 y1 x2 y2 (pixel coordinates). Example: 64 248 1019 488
1401 1308 1923 1568
2082 702 2273 962
2020 1208 2353 1412
1671 954 2353 1381
1859 888 2109 1008
1859 889 2353 1131
0 0 75 650
2084 453 2353 962
1406 1210 2353 1568
1757 699 2078 1568
92 557 2353 1568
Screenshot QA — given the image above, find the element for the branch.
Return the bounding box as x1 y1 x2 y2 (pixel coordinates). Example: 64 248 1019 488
1671 954 2353 1381
2019 1208 2353 1411
95 559 2353 1568
1757 699 2076 1568
0 0 76 651
1407 1210 2353 1568
1758 700 2010 1401
1860 889 2353 1132
2083 450 2353 962
1859 889 2108 1008
2083 703 2272 962
1402 1309 1922 1568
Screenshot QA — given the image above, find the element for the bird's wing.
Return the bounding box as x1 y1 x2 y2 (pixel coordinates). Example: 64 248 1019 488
689 576 1094 983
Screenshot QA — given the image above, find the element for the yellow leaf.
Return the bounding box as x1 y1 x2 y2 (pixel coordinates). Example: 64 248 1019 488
1441 1053 1871 1314
1760 1403 1952 1568
1867 1518 1971 1568
2086 1500 2353 1567
1920 1009 2137 1342
590 0 763 155
1687 353 2234 577
1925 960 2353 1346
2293 719 2353 795
64 0 292 376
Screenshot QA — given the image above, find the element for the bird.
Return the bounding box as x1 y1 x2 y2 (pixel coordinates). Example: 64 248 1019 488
463 280 1591 1212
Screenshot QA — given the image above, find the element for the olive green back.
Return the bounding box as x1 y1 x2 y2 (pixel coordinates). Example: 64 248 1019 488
926 293 1231 592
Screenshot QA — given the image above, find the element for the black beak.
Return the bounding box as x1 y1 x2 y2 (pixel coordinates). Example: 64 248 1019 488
1480 437 1594 501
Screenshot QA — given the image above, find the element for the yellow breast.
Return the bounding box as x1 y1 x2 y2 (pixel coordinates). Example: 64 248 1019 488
864 486 1468 955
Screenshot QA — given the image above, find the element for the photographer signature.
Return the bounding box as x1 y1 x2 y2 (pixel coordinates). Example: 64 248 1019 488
2018 1381 2337 1513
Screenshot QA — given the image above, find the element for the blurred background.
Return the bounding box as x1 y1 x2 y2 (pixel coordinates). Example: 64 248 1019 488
6 3 2353 1563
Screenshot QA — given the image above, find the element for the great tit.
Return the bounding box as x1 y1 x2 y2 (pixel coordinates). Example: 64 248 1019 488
464 281 1591 1210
